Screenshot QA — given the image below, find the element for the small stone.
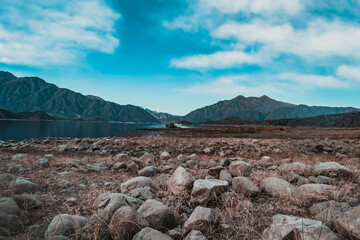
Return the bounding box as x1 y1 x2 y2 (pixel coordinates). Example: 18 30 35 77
133 227 172 240
160 151 171 160
45 214 88 239
336 206 360 239
139 166 157 177
35 158 50 168
278 162 309 175
168 167 195 195
137 199 175 230
261 177 294 197
294 184 337 205
219 170 232 184
259 156 273 167
0 197 27 236
313 162 352 178
184 230 207 240
10 177 40 194
129 187 155 200
190 179 229 207
121 177 157 194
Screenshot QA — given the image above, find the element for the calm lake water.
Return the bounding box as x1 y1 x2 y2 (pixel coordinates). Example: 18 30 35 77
0 120 164 141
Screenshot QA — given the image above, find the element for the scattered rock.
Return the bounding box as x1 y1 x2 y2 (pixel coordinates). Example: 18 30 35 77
0 197 27 236
109 206 149 240
11 154 28 161
130 187 155 200
294 184 337 204
35 158 50 168
45 214 88 239
184 230 207 240
139 166 157 177
313 162 352 178
121 177 157 194
259 156 273 167
133 227 172 240
184 206 215 231
87 165 107 172
336 206 360 239
10 177 40 194
229 161 252 177
219 170 232 183
232 177 260 197
137 199 175 230
160 151 171 160
12 194 43 210
278 162 309 175
139 152 156 167
261 177 294 197
93 192 144 215
190 179 229 207
168 167 195 195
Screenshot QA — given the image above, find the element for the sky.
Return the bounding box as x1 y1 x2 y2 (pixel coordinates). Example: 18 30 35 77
1 0 360 115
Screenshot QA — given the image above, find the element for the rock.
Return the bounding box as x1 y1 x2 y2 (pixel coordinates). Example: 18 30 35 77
313 162 352 177
12 194 43 210
228 161 252 177
160 151 171 160
139 166 157 177
184 206 215 231
126 162 139 172
133 227 172 240
11 153 28 161
219 170 232 183
260 177 294 197
137 199 175 230
87 165 107 172
280 158 293 164
262 214 341 240
10 177 40 194
177 154 188 162
44 154 55 160
190 179 229 207
121 177 157 194
0 197 27 236
259 156 273 167
35 158 50 168
168 167 195 195
208 166 224 178
139 152 156 167
93 192 144 216
45 214 88 239
113 153 131 162
184 230 207 240
113 162 127 169
130 187 155 200
309 201 352 229
336 206 360 239
109 206 149 240
278 162 309 175
294 184 336 204
232 177 260 197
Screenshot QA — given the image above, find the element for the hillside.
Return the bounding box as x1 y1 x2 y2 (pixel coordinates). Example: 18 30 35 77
0 71 160 123
0 108 56 120
183 95 358 122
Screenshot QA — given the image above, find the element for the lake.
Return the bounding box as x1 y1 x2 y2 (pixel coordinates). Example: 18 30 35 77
0 120 165 141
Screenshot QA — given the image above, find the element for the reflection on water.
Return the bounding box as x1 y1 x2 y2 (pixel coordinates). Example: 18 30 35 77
0 120 162 141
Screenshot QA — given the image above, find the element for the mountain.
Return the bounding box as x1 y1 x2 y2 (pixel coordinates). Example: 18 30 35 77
144 109 179 122
183 95 359 123
262 112 360 128
0 71 160 123
0 108 56 120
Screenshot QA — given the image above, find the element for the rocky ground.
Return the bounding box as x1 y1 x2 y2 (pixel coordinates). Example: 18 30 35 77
0 135 360 239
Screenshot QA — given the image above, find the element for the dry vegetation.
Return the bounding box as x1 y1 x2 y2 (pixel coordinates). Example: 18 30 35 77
0 131 359 239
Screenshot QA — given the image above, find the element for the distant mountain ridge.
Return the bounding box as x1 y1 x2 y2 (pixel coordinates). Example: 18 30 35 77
183 95 359 122
0 108 56 120
0 71 160 123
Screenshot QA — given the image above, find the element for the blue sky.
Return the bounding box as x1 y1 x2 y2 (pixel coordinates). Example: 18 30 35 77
1 0 360 115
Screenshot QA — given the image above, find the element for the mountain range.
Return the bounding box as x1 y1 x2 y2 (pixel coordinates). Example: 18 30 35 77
0 71 160 123
0 71 359 123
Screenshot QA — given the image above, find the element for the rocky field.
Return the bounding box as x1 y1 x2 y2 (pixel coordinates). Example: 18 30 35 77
0 135 360 239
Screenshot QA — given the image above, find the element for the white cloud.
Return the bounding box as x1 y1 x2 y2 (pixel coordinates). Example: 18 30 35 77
171 50 265 70
278 73 351 89
181 74 284 95
0 0 120 66
200 0 302 15
337 65 360 82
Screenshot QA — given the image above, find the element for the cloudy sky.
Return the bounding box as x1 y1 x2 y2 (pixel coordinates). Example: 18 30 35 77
1 0 360 115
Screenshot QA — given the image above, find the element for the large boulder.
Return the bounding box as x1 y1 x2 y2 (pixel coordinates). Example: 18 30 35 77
336 206 360 239
137 199 175 230
309 201 352 229
45 214 88 239
133 227 172 240
109 206 149 240
313 162 352 177
278 162 309 175
232 177 259 197
190 179 229 207
262 214 341 240
183 206 215 231
10 177 40 194
228 161 252 177
0 197 27 236
260 177 294 197
121 177 157 194
168 167 195 195
294 184 336 204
